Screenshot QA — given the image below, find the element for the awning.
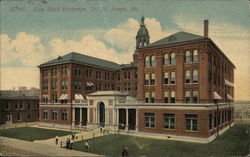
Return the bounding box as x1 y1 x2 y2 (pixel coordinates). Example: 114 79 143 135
224 79 234 87
74 94 84 100
214 92 222 100
86 82 94 87
58 94 68 100
227 94 233 100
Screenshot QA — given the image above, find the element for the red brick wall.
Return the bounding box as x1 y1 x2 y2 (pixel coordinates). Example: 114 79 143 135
138 107 234 138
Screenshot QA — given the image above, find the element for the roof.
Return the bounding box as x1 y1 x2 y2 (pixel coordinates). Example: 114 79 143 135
145 31 206 48
0 90 39 100
39 52 121 70
88 91 129 97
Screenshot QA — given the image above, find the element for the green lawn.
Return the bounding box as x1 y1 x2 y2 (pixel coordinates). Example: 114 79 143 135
0 127 73 141
73 124 250 157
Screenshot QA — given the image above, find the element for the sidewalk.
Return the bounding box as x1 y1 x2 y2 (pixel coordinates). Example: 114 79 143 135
33 126 105 148
0 136 103 156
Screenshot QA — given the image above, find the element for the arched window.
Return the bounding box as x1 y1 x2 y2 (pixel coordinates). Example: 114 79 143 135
144 56 150 67
185 50 191 63
151 56 156 66
193 50 198 62
164 54 169 65
170 53 176 64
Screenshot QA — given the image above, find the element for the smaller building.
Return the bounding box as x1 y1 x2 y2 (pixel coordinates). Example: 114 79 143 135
0 89 39 124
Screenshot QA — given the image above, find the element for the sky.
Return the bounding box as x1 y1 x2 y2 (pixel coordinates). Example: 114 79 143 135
0 0 249 100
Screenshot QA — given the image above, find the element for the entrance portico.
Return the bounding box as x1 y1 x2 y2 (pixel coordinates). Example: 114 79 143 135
86 91 138 132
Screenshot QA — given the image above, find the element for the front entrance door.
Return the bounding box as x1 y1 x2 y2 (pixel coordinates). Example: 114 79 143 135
99 102 105 127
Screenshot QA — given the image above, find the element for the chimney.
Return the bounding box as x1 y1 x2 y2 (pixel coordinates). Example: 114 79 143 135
204 19 209 37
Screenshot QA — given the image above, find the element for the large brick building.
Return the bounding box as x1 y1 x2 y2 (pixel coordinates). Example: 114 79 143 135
38 17 235 142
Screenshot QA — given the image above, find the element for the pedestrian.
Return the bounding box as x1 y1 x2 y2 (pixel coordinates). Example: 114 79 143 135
85 140 89 152
122 146 128 157
55 136 59 145
66 138 70 149
72 133 75 140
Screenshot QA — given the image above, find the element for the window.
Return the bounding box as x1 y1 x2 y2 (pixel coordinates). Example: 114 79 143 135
74 69 78 76
145 113 155 128
128 72 131 79
193 50 198 62
145 92 149 103
17 113 21 121
43 110 48 120
150 74 155 85
52 80 57 90
145 56 150 67
65 80 68 89
62 80 67 90
52 94 57 103
144 74 150 85
164 91 169 103
151 92 155 103
170 53 176 64
192 91 198 103
185 91 191 103
124 72 127 79
185 71 191 83
185 114 198 131
62 111 68 120
134 72 138 79
151 56 156 66
170 72 176 84
5 102 10 110
171 91 175 103
164 114 175 129
209 114 213 130
135 82 138 90
193 70 198 83
164 54 169 65
164 72 169 84
185 50 191 63
53 110 58 120
74 80 78 90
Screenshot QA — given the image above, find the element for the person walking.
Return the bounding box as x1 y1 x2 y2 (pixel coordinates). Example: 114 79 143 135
55 136 59 145
85 140 90 152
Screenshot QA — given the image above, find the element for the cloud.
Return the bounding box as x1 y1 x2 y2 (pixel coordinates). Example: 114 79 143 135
0 32 47 67
49 35 121 63
1 67 39 90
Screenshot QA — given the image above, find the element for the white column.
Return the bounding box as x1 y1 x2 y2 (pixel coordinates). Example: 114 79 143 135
87 107 90 123
79 108 82 126
96 108 99 123
105 109 108 125
72 108 75 126
116 108 119 130
136 109 138 132
126 108 129 131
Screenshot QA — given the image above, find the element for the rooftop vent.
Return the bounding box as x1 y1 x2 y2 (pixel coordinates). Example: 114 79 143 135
58 56 62 60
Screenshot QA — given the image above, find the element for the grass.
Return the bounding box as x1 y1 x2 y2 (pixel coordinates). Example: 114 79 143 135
73 124 250 157
0 127 73 141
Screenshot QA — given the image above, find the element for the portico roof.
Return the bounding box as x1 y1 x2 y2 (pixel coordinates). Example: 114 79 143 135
88 91 129 96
